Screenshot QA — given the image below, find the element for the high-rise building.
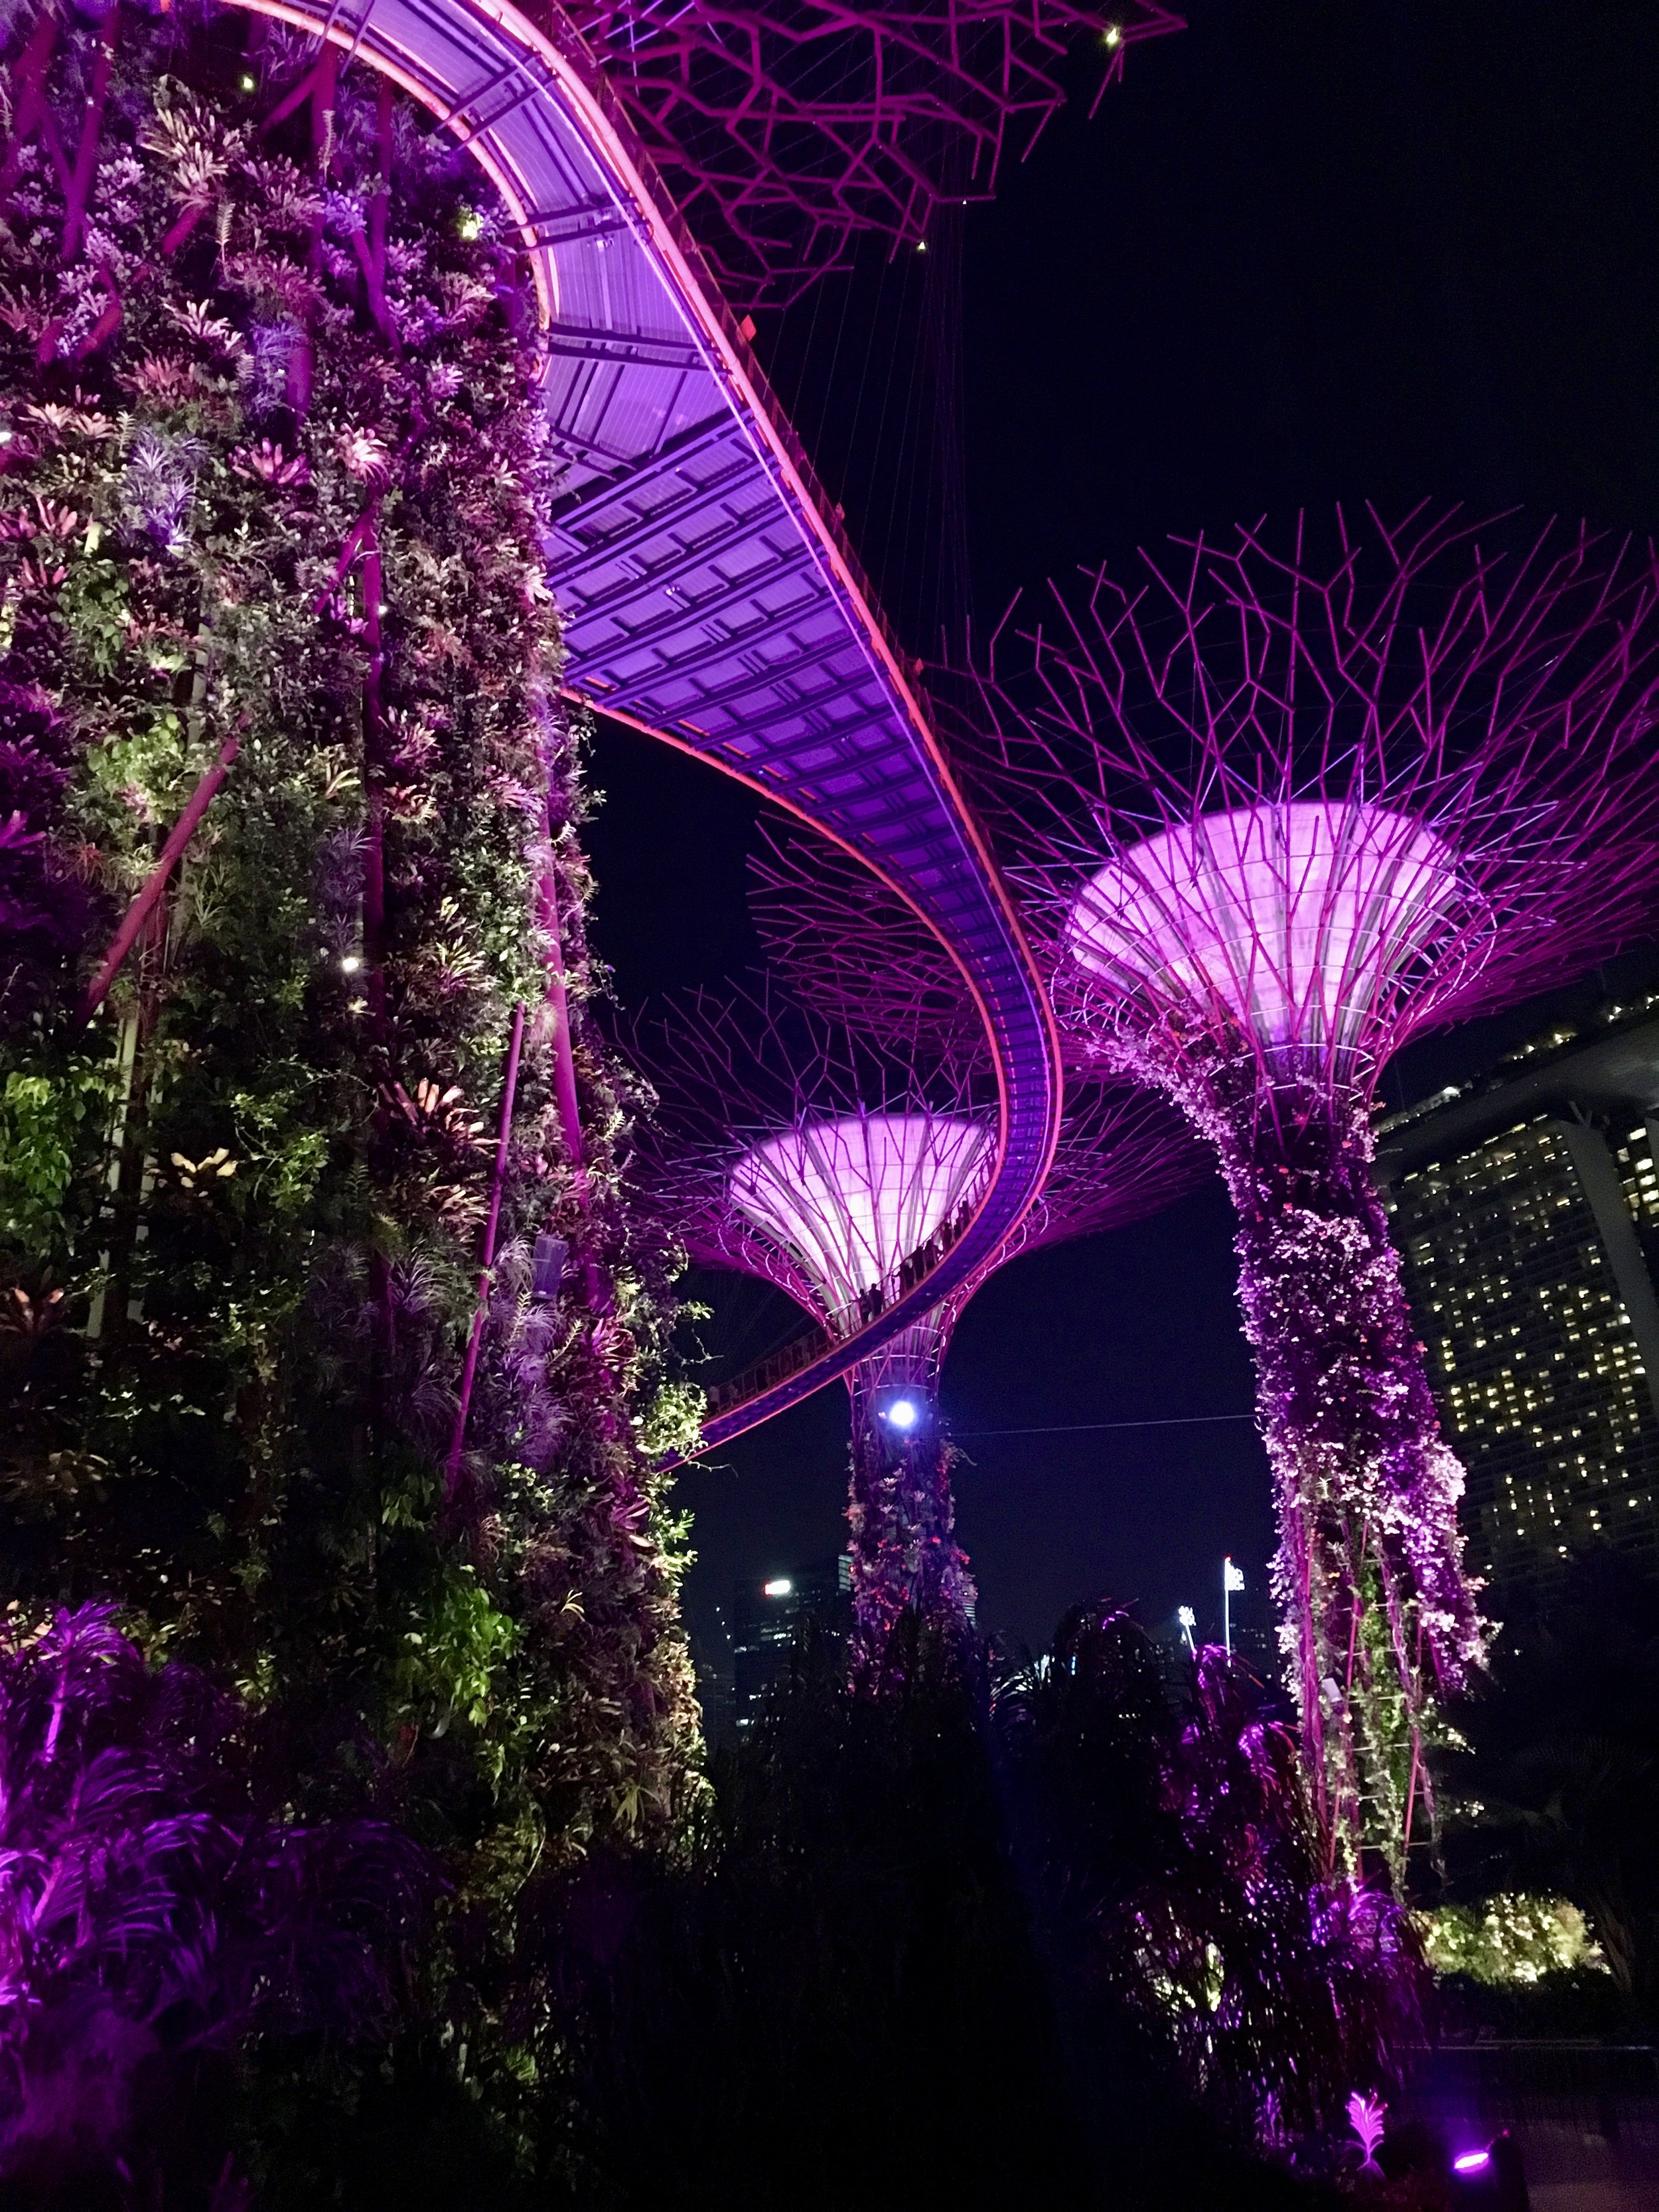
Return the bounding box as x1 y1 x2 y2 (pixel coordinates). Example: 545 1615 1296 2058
1377 1001 1659 1601
730 1558 853 1731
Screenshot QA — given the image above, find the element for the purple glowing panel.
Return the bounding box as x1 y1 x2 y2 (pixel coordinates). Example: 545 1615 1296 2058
730 1111 992 1319
1068 802 1471 1056
216 0 1062 1447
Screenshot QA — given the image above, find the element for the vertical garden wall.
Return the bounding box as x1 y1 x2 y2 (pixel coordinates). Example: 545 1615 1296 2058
0 0 702 2124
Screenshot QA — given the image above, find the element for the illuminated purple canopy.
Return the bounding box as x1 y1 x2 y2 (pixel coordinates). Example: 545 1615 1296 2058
1067 802 1471 1059
636 978 1196 1656
633 979 1199 1421
730 1110 993 1325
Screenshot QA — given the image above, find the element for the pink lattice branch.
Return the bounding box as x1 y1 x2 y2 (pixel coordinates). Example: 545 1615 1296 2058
558 0 1182 304
964 506 1659 1108
743 812 1204 1296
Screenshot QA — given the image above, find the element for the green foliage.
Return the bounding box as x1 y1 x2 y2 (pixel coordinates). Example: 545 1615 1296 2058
633 1377 707 1463
0 1056 117 1256
1437 1549 1659 2006
1418 1893 1605 1985
394 1566 522 1737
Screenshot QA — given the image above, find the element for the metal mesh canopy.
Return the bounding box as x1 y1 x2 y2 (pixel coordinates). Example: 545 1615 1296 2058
729 1110 993 1318
563 0 1181 305
1066 801 1471 1058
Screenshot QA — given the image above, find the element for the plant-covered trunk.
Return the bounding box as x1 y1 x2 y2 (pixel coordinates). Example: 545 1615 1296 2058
0 0 701 2107
845 1321 974 1671
1214 1074 1482 1876
1111 1032 1484 1879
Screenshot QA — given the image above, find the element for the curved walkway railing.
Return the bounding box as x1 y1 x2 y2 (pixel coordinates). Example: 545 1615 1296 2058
228 0 1063 1453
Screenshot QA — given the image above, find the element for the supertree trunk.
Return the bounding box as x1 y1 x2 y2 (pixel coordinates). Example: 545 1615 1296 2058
1186 1059 1482 1875
845 1324 975 1672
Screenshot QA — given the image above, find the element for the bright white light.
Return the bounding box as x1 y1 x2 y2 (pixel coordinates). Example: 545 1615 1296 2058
1177 1605 1196 1629
1452 2152 1490 2174
340 954 362 974
1067 802 1469 1054
1103 22 1122 44
887 1398 920 1431
1224 1560 1246 1593
730 1112 991 1317
762 1578 792 1598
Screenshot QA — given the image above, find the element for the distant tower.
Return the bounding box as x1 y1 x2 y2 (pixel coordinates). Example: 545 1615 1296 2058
969 510 1659 1870
1376 1000 1659 1601
636 986 1197 1664
731 1103 991 1645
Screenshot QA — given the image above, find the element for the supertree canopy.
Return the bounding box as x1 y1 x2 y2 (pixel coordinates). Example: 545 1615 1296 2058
635 977 1196 1661
558 0 1181 307
964 506 1659 1872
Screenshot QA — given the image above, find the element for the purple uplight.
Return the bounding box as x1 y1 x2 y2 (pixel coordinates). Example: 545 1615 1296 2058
1453 2150 1492 2174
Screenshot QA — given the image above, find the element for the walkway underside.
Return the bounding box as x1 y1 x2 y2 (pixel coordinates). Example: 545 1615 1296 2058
233 0 1063 1449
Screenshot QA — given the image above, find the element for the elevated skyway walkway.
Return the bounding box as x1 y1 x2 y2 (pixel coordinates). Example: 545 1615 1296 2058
234 0 1064 1450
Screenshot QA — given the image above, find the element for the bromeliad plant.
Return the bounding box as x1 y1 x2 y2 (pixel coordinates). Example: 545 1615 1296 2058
0 0 700 2129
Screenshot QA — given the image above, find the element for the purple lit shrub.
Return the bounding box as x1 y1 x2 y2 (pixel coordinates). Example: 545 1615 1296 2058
0 1607 428 2203
997 1612 1426 2144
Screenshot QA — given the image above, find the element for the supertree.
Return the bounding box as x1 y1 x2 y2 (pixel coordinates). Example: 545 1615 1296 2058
634 978 1196 1664
557 0 1182 307
959 506 1659 1874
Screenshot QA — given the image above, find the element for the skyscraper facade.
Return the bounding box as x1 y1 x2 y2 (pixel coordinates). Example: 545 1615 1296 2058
1378 1003 1659 1600
730 1559 854 1732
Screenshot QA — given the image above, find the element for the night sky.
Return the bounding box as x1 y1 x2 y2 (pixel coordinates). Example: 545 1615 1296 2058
581 1 1659 1663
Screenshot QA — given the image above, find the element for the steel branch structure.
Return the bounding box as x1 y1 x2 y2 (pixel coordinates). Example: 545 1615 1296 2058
636 981 1196 1657
559 0 1181 306
963 505 1659 1872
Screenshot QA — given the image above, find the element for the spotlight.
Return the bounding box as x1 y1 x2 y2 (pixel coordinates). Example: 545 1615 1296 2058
762 1578 792 1598
1453 2152 1491 2174
340 954 362 974
886 1398 919 1432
